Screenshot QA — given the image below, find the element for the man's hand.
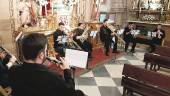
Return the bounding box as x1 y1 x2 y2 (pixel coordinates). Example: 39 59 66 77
111 32 116 36
76 36 82 39
126 32 131 35
9 54 17 63
59 57 70 70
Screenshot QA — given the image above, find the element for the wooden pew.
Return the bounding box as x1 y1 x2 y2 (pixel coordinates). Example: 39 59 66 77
121 64 170 96
144 46 170 71
154 46 170 57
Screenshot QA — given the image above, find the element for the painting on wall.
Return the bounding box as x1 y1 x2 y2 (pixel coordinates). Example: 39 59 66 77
108 14 115 23
99 13 107 22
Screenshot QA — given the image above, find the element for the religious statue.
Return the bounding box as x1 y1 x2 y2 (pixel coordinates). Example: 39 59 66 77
18 0 37 28
38 0 48 17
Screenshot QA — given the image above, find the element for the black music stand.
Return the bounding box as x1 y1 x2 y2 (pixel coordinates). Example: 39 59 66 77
70 66 76 79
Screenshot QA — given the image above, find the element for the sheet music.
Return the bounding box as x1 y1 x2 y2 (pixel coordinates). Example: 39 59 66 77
131 30 140 36
93 31 97 38
112 37 115 42
117 29 124 35
152 32 157 37
147 31 152 37
57 36 62 41
90 31 94 37
61 36 67 43
90 31 97 38
65 49 88 68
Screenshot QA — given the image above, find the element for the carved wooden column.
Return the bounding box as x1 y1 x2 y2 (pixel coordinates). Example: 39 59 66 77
0 0 16 55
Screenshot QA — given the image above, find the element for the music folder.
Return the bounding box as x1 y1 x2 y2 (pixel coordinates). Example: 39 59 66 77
65 49 88 69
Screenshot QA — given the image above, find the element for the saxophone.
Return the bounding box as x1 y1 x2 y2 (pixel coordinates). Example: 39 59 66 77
106 24 125 44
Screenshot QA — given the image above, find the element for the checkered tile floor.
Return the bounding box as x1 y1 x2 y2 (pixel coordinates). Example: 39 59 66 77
75 48 146 96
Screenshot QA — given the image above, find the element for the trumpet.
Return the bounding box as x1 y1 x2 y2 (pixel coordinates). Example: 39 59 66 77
106 24 125 44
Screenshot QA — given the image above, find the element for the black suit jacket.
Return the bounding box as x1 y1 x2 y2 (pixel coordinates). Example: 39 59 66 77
9 63 75 96
53 29 66 49
99 25 112 43
123 27 134 43
152 29 166 45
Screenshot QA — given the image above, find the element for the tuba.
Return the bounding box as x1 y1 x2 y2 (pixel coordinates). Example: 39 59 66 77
106 24 125 44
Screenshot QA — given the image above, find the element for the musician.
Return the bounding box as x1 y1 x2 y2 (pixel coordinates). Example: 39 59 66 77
9 33 76 96
0 64 11 96
150 24 165 53
73 23 92 58
0 51 16 70
111 25 120 53
123 23 136 53
100 19 117 56
0 51 16 96
53 22 67 57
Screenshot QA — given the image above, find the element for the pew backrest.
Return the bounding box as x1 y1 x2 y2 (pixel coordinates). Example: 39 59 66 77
122 64 170 90
154 46 170 57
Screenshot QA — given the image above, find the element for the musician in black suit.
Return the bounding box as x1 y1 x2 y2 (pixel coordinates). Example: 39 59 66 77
73 23 92 58
0 51 16 96
9 33 77 96
150 24 166 53
53 22 67 57
0 62 11 96
123 23 136 53
100 19 116 56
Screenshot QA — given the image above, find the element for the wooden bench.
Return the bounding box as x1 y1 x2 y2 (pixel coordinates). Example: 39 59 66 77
144 46 170 71
121 64 170 96
154 46 170 57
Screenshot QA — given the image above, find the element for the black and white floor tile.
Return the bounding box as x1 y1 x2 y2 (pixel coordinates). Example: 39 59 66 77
75 48 146 96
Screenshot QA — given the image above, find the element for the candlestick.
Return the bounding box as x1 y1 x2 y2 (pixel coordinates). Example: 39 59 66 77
161 7 163 14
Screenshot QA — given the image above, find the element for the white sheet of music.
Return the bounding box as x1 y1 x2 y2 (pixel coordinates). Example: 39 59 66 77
112 37 115 42
152 32 157 37
117 29 124 35
65 49 88 68
90 31 97 38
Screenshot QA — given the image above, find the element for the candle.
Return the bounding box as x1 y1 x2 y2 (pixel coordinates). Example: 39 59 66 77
51 2 53 15
161 7 163 14
139 7 141 13
168 1 170 10
133 1 135 9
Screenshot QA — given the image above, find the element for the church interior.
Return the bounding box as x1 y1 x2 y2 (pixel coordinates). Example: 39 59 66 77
1 0 170 96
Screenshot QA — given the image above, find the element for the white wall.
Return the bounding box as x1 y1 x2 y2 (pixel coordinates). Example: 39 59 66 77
0 0 10 20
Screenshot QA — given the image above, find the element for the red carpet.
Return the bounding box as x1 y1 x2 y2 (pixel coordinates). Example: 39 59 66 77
45 47 123 76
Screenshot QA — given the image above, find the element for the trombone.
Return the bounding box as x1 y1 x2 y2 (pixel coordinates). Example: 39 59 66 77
106 24 125 44
63 28 82 50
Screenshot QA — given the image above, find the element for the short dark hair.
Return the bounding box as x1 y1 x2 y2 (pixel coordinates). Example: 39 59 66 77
78 23 82 27
103 19 108 23
59 22 64 26
128 22 133 25
21 33 47 60
158 24 162 26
